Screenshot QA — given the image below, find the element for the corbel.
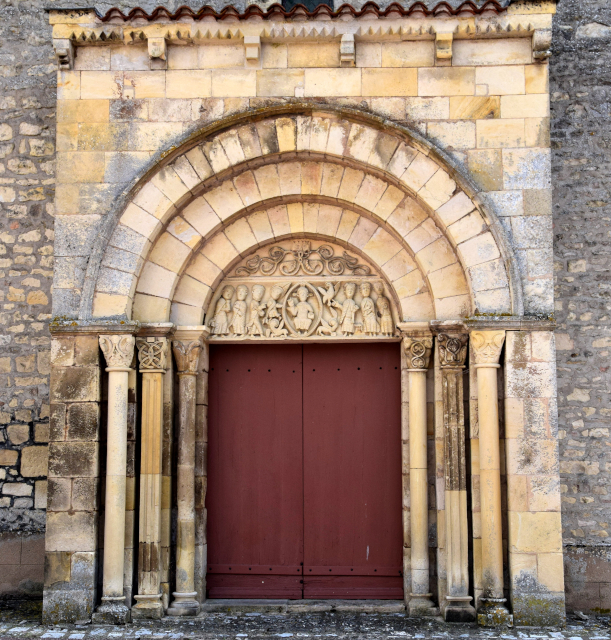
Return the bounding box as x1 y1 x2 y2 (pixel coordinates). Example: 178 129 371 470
148 37 167 70
340 33 355 68
244 35 261 63
53 38 75 71
532 28 552 62
435 32 453 65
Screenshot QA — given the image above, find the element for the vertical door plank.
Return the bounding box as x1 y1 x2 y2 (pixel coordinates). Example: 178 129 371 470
303 343 403 599
206 344 304 598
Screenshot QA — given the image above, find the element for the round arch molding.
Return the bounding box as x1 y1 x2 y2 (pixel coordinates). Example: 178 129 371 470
85 105 523 324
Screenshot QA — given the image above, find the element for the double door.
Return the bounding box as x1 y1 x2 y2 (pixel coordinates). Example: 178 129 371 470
206 343 403 599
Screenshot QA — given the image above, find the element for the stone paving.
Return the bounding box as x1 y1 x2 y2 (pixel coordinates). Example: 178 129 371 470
0 606 609 640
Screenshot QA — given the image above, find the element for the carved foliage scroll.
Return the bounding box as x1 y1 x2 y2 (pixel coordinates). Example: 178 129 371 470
99 334 135 369
403 335 433 370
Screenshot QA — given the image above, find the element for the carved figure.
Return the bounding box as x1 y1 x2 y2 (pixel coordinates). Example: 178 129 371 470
316 282 340 336
265 284 289 337
288 285 315 334
246 284 266 337
211 285 234 335
360 282 379 335
374 281 394 336
229 284 248 335
338 282 359 335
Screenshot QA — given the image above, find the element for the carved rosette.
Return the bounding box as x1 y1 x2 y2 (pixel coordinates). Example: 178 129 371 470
403 336 432 370
437 333 468 369
99 334 135 369
172 340 202 375
470 330 505 366
136 337 168 372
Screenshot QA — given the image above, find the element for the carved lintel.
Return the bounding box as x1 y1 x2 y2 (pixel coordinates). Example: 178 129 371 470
136 337 168 372
99 334 135 369
470 330 505 366
244 35 261 61
437 333 468 369
172 340 202 375
435 32 453 63
54 39 75 70
403 335 433 370
148 37 167 69
340 33 356 67
532 29 552 62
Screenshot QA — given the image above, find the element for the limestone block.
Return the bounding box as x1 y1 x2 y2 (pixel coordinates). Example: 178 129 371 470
405 97 449 120
132 294 171 323
503 148 551 190
506 362 555 399
48 442 97 478
262 43 287 69
80 71 122 99
45 512 97 552
173 275 211 308
406 218 442 252
211 70 256 97
128 122 183 152
218 130 247 166
356 42 381 67
65 403 99 441
247 210 274 243
416 237 456 274
435 294 471 319
428 262 469 299
104 151 150 184
136 262 177 298
501 94 549 119
185 146 214 181
199 44 245 68
96 267 135 296
400 292 435 321
58 99 110 124
468 259 508 292
316 205 342 237
205 181 245 220
457 232 500 268
201 232 239 270
301 161 323 195
362 69 417 97
355 174 387 210
387 198 428 238
326 120 350 156
525 117 550 148
362 228 402 267
182 198 222 239
303 203 320 234
427 121 475 150
2 483 32 496
374 186 405 220
453 39 532 66
266 204 291 237
418 169 456 210
167 46 198 70
224 217 258 254
348 216 378 249
346 124 378 163
56 151 105 183
56 123 78 151
166 71 211 99
50 367 100 404
57 71 81 100
7 423 29 444
304 69 361 97
257 70 304 97
319 163 343 198
525 65 548 94
395 270 426 300
435 192 474 228
381 42 434 67
148 232 191 273
337 167 365 202
447 210 487 244
151 166 191 206
475 66 525 96
401 153 438 193
467 149 503 190
476 119 525 149
171 303 202 326
418 67 475 97
382 249 417 282
167 216 201 249
508 511 562 553
288 43 339 68
0 450 18 465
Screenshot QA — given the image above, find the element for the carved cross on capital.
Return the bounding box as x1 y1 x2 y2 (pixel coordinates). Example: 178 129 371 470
437 333 468 369
403 335 433 370
470 330 505 366
99 334 135 369
136 337 168 372
172 340 202 375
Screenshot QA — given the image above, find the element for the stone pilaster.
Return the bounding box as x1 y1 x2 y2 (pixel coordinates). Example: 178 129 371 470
403 333 436 616
133 325 173 619
167 327 205 616
471 330 512 627
93 333 136 625
437 332 476 622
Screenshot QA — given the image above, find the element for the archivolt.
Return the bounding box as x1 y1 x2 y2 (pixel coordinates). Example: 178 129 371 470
87 106 521 323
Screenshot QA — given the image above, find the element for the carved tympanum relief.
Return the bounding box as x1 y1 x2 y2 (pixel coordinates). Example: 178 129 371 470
206 241 398 341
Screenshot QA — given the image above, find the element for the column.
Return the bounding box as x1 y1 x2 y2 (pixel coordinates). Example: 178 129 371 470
403 335 436 616
195 340 209 603
437 333 475 622
93 334 135 625
470 329 511 626
167 328 204 616
132 336 168 619
160 343 174 609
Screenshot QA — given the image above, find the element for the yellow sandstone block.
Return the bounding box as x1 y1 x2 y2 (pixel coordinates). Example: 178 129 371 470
477 119 525 149
148 232 192 273
501 94 550 119
537 553 564 592
257 70 304 97
362 68 417 97
267 204 291 237
92 293 130 318
381 42 434 67
287 202 304 234
57 71 81 100
449 96 500 119
427 121 476 150
288 43 339 68
201 232 239 270
525 64 549 93
56 124 78 151
166 71 211 98
132 293 171 322
418 67 475 97
304 69 361 97
57 99 110 124
54 184 80 215
136 262 177 298
508 511 562 554
198 44 245 69
475 66 525 96
80 71 123 99
186 252 222 287
211 70 256 97
453 39 532 66
56 151 105 184
525 117 550 148
276 118 297 152
247 211 274 244
224 218 257 254
262 43 288 69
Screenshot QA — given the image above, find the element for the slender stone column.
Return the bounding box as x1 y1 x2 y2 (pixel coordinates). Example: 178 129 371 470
132 336 169 619
167 328 204 616
471 330 511 626
437 333 476 622
93 334 136 625
403 334 436 616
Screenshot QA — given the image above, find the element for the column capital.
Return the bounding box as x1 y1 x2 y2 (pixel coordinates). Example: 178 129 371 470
403 335 433 371
99 334 135 371
437 333 468 369
172 327 207 375
136 337 168 373
470 329 506 367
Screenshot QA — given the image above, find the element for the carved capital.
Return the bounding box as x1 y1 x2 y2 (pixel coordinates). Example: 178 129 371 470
435 32 453 62
470 330 505 366
54 39 75 70
148 37 167 69
99 334 135 369
437 333 468 369
136 337 168 372
403 335 432 370
172 340 202 375
533 29 552 62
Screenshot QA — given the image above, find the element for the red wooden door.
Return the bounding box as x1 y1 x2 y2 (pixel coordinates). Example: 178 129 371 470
302 343 403 599
206 344 304 598
206 342 403 600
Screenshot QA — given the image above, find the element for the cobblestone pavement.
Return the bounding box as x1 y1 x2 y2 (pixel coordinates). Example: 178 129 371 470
0 606 609 640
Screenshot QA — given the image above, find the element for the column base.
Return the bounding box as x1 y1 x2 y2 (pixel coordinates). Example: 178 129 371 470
408 594 439 617
132 594 164 620
477 597 513 627
444 596 476 622
166 592 200 616
92 597 131 625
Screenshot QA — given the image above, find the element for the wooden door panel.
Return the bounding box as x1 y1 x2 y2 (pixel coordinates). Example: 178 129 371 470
302 343 403 599
206 344 304 599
